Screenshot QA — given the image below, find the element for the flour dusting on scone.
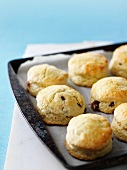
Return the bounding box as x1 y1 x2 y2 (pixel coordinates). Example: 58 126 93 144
68 52 109 87
36 85 86 125
27 64 68 96
111 103 127 142
65 114 112 160
109 44 127 78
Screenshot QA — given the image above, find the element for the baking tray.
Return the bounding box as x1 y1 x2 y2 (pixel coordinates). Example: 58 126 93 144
8 42 127 170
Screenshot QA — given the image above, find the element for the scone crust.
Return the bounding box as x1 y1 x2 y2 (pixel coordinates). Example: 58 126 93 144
27 64 68 96
65 114 112 160
111 103 127 142
90 77 127 113
109 44 127 78
68 52 109 87
36 85 86 125
65 139 112 160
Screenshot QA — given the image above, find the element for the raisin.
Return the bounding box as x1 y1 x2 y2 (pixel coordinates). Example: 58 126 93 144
61 96 65 100
27 81 30 87
77 103 82 107
91 100 100 111
66 116 73 119
109 102 114 107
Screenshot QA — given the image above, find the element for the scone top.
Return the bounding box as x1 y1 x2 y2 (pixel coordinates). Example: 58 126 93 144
114 103 127 128
90 76 127 114
68 52 109 87
109 44 127 78
113 44 127 57
69 52 108 67
36 85 86 125
91 76 127 101
27 64 68 96
66 114 112 150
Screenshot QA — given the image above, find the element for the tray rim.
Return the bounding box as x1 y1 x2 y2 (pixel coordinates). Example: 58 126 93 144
8 41 127 170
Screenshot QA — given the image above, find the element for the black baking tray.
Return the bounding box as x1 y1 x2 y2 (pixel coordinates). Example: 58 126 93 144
8 42 127 170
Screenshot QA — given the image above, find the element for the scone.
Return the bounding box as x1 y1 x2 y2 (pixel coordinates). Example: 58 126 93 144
65 114 112 160
27 64 68 96
68 52 109 87
90 77 127 114
109 44 127 78
36 85 86 125
111 103 127 142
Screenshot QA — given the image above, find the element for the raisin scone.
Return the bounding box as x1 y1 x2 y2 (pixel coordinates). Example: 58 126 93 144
90 77 127 114
27 64 68 96
65 114 112 160
36 85 86 125
111 103 127 142
109 44 127 78
68 52 109 87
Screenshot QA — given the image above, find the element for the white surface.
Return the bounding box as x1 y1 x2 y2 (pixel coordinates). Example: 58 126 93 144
5 104 65 170
23 41 112 57
4 41 127 170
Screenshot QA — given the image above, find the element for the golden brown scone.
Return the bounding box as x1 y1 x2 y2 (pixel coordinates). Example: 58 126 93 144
27 64 68 96
90 77 127 114
109 44 127 78
36 85 86 125
111 103 127 142
65 114 112 160
68 52 109 87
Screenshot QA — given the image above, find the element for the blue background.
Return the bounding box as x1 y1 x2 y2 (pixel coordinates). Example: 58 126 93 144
0 0 127 169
